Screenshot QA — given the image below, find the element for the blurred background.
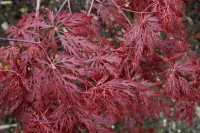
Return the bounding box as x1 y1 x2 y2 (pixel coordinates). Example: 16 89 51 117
0 0 200 132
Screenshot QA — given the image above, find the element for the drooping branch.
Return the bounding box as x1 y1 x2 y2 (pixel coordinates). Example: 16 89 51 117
0 123 17 131
110 0 132 26
0 37 41 44
87 0 94 16
35 0 41 17
68 0 72 14
55 0 68 19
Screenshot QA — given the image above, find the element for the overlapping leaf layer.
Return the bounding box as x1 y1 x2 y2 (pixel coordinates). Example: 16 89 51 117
0 0 199 132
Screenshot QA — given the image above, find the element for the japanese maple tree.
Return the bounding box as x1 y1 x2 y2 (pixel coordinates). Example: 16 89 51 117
0 0 199 132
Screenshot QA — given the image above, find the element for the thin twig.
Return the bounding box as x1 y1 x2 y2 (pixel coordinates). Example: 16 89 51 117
68 0 72 14
35 0 41 17
0 37 41 44
87 0 94 16
110 0 132 26
142 1 158 13
0 1 12 5
94 1 163 14
164 52 187 62
0 124 17 131
55 0 68 19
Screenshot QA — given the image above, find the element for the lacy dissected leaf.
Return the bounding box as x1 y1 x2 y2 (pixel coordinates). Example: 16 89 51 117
88 14 101 37
164 73 189 98
0 71 26 117
173 57 199 76
157 0 185 35
6 12 49 40
83 78 154 122
0 1 199 132
54 11 92 36
23 110 55 133
124 14 162 47
84 52 122 78
97 1 128 30
124 14 162 68
147 99 170 119
173 100 195 125
58 34 97 58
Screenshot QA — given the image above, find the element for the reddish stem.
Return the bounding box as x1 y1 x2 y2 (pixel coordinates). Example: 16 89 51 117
164 53 187 62
35 0 41 17
68 0 72 14
142 1 158 13
111 0 132 26
55 0 68 19
0 37 41 44
87 0 94 16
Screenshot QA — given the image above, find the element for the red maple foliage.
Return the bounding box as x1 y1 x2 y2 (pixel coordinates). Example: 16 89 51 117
0 0 199 132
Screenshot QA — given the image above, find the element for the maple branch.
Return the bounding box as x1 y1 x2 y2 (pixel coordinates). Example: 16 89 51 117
164 53 187 62
142 1 158 13
0 123 17 131
68 0 72 14
156 70 168 75
87 0 94 16
94 2 166 14
1 27 56 46
118 7 153 14
35 0 41 17
0 37 41 44
0 69 13 73
37 44 53 64
0 1 12 5
55 0 68 19
110 0 132 26
0 70 23 78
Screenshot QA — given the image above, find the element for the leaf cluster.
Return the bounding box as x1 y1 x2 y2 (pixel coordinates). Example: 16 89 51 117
0 0 199 132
